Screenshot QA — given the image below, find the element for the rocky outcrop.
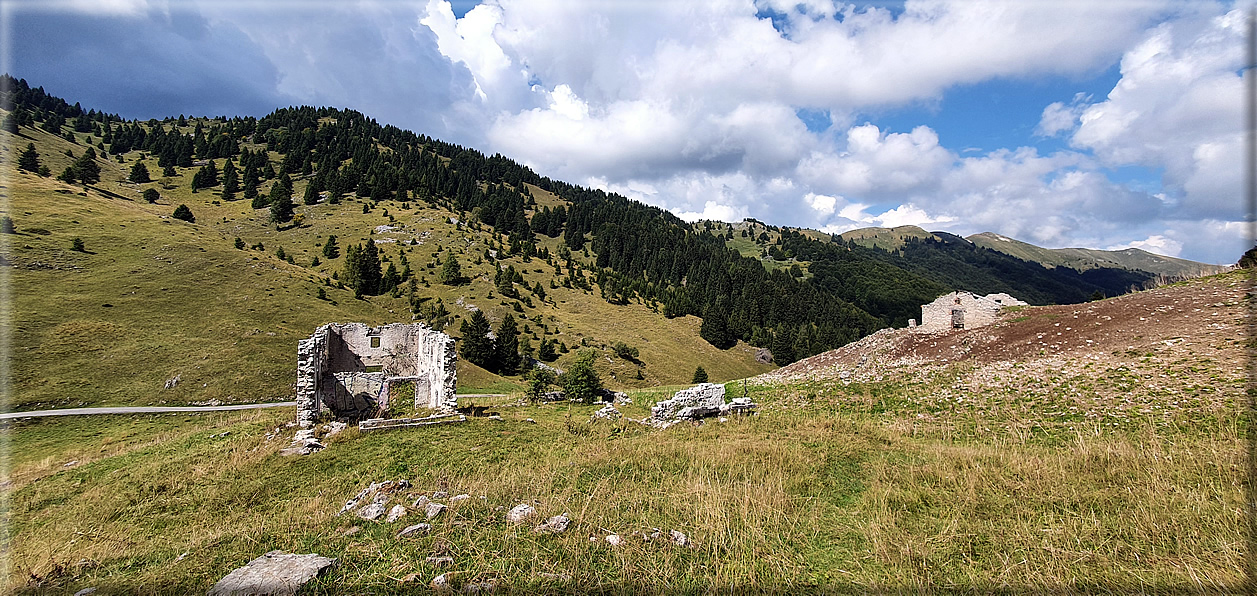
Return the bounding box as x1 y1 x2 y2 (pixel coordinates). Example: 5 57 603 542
648 383 757 426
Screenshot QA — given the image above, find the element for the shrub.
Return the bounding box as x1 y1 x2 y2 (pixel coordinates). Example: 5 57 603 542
560 350 602 404
143 188 160 203
71 237 85 252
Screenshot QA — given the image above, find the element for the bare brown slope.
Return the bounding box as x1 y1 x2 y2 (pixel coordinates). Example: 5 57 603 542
757 271 1245 416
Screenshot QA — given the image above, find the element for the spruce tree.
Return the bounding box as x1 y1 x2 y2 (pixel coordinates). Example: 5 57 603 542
322 234 340 259
459 310 495 369
438 252 463 285
494 314 521 375
72 152 100 184
172 204 195 223
128 161 150 183
269 174 295 225
691 366 708 384
17 143 40 173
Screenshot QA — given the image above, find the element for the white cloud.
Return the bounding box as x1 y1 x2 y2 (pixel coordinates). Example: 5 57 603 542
1105 234 1184 257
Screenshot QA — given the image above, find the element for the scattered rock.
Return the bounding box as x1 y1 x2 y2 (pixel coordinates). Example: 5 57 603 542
64 460 79 467
338 480 409 516
505 504 535 523
432 491 450 500
755 348 773 364
207 551 336 596
605 534 624 546
532 514 570 534
73 588 96 596
342 526 362 537
449 494 471 504
397 523 432 538
430 573 453 593
426 502 447 519
356 501 387 521
523 418 537 424
175 551 189 562
413 495 430 509
163 375 181 390
463 580 496 593
426 555 455 567
385 504 407 523
670 530 692 547
590 404 621 421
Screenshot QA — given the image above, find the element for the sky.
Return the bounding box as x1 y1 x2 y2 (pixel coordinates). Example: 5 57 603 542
2 0 1250 265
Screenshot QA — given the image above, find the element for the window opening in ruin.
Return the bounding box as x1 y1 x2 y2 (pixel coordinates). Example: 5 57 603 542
951 309 965 329
370 336 381 348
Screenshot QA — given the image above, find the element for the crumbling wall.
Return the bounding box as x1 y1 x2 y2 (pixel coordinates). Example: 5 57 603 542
296 323 457 427
651 383 726 419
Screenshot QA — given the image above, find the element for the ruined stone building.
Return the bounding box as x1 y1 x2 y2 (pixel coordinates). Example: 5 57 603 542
296 323 456 427
917 291 1026 331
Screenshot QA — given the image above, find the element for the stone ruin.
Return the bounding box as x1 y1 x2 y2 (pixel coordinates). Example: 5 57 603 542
647 382 755 426
296 323 456 427
917 291 1026 332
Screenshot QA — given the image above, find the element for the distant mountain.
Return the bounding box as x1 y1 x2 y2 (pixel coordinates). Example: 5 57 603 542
966 232 1228 279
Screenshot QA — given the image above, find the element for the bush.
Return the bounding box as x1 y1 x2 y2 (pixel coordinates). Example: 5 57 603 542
525 367 557 403
612 341 639 361
71 237 86 252
560 350 602 404
142 188 160 203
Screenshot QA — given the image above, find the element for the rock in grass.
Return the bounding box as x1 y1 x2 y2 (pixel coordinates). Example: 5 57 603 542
426 555 454 567
425 502 447 519
669 530 691 547
449 494 471 504
385 504 407 523
532 514 570 534
207 550 336 596
504 503 535 523
356 501 387 521
605 534 624 546
397 523 432 538
463 579 496 593
430 573 452 593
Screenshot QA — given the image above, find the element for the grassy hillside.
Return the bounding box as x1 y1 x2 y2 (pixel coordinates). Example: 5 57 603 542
839 225 938 251
4 123 770 410
968 231 1228 278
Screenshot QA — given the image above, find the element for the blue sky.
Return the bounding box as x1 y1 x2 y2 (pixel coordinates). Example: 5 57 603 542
2 0 1248 264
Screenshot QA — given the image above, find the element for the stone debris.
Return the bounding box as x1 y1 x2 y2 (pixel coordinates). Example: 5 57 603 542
430 573 453 593
207 550 336 596
341 526 361 536
537 573 572 582
425 502 447 519
432 491 450 499
358 413 467 432
278 428 325 457
397 523 432 538
163 375 181 390
532 514 571 534
504 504 535 523
463 580 496 593
523 418 537 424
590 404 621 421
356 501 387 521
647 383 757 427
338 480 409 516
385 504 407 523
449 494 471 504
73 588 96 596
64 460 79 467
426 555 455 567
413 495 430 509
605 534 624 546
670 530 692 547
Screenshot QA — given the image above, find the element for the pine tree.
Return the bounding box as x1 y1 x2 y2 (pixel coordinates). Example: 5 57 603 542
128 161 150 183
439 252 463 285
72 152 100 184
172 204 195 223
143 188 159 203
494 314 521 375
221 159 239 198
691 366 708 384
322 235 340 259
269 174 295 225
17 143 40 173
342 242 382 296
537 338 557 362
459 310 495 369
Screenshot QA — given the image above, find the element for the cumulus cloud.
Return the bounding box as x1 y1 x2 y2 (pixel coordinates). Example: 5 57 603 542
1105 234 1184 257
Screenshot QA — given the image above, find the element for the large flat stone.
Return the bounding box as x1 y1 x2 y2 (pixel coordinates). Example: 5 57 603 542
207 550 336 596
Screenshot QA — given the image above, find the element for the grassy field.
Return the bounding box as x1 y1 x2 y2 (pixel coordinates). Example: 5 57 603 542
3 122 770 410
2 370 1242 593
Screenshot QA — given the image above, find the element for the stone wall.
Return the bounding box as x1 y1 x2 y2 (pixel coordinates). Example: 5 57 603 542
650 383 726 419
919 291 1026 331
296 323 457 427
